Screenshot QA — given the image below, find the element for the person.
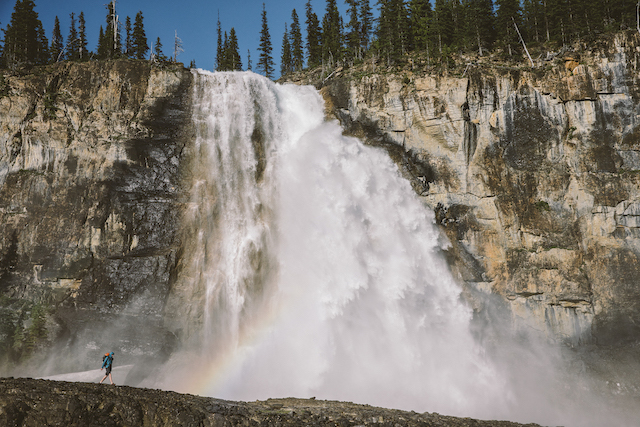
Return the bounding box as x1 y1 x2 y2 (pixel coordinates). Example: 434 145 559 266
99 351 115 385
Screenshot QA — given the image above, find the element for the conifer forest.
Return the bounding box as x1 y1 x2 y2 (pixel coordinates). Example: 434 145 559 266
1 0 639 77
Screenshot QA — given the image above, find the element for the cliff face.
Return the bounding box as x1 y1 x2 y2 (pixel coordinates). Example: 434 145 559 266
2 32 640 376
312 32 640 347
0 60 193 370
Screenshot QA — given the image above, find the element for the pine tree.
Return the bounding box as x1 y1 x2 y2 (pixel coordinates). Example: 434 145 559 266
467 0 495 55
359 0 373 51
78 11 88 60
1 0 49 69
66 12 79 61
321 0 342 65
376 0 410 63
495 0 521 55
281 23 292 76
257 3 274 78
50 16 64 63
305 0 322 68
124 16 132 58
132 11 148 60
247 49 252 71
522 0 544 43
290 9 304 71
433 0 454 54
345 0 360 62
96 25 107 59
408 0 432 52
227 28 242 70
216 12 223 70
154 37 165 61
221 31 229 69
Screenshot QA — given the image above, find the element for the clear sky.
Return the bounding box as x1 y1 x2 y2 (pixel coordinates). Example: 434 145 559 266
0 0 353 78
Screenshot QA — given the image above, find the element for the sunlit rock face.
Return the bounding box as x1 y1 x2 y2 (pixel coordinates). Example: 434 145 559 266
0 60 193 371
316 32 640 347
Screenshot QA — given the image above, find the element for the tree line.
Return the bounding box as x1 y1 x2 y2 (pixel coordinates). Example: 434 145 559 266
0 0 189 70
217 0 639 79
3 0 639 76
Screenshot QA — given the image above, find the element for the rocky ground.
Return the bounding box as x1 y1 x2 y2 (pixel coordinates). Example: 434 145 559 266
0 378 541 427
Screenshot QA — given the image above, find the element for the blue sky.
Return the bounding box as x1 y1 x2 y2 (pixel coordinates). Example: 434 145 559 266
0 0 353 78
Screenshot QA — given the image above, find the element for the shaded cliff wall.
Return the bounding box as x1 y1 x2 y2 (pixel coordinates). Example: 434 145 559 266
315 32 640 347
0 60 193 371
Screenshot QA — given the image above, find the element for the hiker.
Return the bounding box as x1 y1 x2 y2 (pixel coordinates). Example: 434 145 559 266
99 351 115 385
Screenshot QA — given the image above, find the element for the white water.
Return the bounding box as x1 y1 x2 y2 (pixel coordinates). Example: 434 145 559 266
163 70 512 421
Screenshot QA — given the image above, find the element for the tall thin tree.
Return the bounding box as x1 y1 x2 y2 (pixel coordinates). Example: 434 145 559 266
66 12 79 60
281 23 292 75
290 9 304 71
78 11 88 60
305 0 322 68
257 3 274 78
50 16 64 63
132 11 148 59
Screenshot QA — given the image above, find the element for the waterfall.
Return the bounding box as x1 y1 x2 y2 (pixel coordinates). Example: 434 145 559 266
161 69 511 420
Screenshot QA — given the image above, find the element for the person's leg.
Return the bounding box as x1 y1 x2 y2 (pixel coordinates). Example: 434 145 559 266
100 374 107 384
109 373 114 384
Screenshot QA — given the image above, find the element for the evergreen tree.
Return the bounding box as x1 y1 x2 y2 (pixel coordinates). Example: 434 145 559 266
216 12 223 70
543 0 569 45
124 16 132 58
345 0 360 62
153 37 166 61
221 31 229 69
189 59 196 68
247 49 252 71
466 0 495 55
132 11 148 59
495 0 521 55
359 0 373 51
290 9 304 71
96 25 108 59
408 0 432 52
66 12 79 60
78 11 88 60
321 0 342 65
433 0 454 54
1 0 49 68
376 0 410 63
305 0 322 68
227 28 242 70
257 3 274 78
522 0 544 43
281 23 292 76
50 16 63 63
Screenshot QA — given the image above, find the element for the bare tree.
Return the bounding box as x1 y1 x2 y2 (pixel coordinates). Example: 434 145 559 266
173 30 184 62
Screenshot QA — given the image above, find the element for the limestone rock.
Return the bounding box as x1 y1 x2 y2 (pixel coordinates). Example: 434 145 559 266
312 31 640 346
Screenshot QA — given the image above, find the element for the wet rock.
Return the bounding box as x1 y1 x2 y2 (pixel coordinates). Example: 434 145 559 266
308 31 640 347
0 60 194 371
0 378 541 427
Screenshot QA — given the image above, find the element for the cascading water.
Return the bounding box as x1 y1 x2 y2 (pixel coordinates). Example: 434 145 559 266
161 69 511 421
156 70 640 426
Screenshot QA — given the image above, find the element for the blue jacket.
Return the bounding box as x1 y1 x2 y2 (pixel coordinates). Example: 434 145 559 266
101 352 114 369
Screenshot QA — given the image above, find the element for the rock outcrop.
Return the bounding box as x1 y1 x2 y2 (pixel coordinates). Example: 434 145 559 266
0 60 193 371
0 378 540 427
301 31 640 347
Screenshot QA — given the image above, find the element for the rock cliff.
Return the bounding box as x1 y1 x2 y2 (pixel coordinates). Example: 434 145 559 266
298 31 640 349
0 60 193 372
